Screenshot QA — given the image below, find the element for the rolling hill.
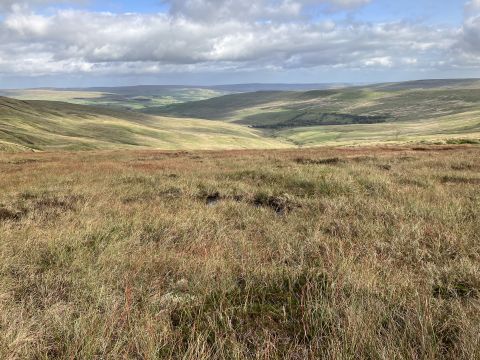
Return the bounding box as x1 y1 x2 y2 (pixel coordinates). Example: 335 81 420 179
0 97 289 151
0 87 229 111
1 79 480 151
0 83 344 112
150 79 480 124
150 79 480 146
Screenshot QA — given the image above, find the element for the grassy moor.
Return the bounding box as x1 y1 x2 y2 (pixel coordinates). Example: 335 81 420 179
0 145 479 359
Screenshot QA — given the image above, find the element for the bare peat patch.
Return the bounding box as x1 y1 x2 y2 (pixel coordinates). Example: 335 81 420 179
433 280 479 300
294 157 344 165
205 192 221 206
412 146 455 152
441 176 480 185
0 207 25 222
253 193 298 215
377 164 392 171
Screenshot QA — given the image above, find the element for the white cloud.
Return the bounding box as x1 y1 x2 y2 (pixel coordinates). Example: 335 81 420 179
363 56 393 67
0 1 477 81
5 10 50 36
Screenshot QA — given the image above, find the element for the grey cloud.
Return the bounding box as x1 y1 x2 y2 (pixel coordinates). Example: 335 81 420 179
462 15 480 53
453 1 480 62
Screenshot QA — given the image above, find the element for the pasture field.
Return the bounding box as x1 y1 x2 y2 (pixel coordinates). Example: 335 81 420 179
0 145 479 359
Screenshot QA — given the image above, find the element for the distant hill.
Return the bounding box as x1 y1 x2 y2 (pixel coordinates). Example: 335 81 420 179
0 87 229 111
1 79 479 150
144 91 301 120
210 83 350 92
147 79 480 146
150 79 480 126
368 78 480 91
65 83 347 94
0 83 347 112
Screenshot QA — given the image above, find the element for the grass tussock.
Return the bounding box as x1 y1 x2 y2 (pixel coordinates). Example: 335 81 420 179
0 145 479 359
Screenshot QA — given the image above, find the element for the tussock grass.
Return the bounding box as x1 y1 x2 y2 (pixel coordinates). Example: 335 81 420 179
0 145 479 359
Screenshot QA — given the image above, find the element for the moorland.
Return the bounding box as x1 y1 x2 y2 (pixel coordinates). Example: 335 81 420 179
0 145 479 359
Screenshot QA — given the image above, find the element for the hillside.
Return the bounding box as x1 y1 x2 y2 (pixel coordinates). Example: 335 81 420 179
144 91 299 120
368 78 480 91
0 83 344 112
0 97 289 151
150 79 480 146
0 87 229 111
151 80 480 124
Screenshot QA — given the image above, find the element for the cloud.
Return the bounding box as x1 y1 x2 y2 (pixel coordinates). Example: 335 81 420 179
165 0 371 22
454 0 480 61
363 56 393 68
466 0 480 10
323 0 371 11
0 1 477 82
461 13 480 54
0 1 85 11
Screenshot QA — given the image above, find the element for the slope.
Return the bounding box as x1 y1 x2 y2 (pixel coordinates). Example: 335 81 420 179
0 97 289 151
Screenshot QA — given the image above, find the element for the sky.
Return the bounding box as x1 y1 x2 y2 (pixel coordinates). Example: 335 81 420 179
0 0 479 88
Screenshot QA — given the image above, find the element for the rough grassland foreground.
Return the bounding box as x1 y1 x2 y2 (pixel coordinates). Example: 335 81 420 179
0 146 479 359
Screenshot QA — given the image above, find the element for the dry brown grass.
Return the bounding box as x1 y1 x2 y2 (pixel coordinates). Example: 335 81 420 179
0 145 479 359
